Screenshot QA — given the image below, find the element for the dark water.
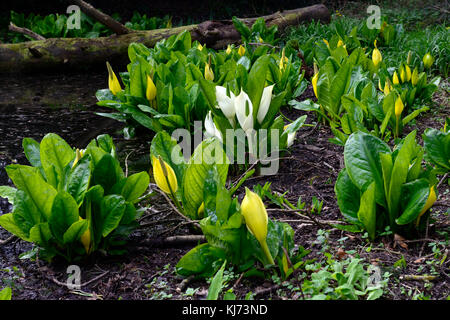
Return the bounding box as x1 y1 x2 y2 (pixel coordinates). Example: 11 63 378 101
0 72 153 214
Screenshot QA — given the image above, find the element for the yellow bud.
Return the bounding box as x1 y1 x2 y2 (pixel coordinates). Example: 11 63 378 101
238 45 245 57
411 67 419 86
79 217 91 254
378 79 383 92
372 48 382 67
279 48 287 71
146 75 157 101
197 202 205 218
72 148 85 169
312 72 319 98
106 61 122 96
241 187 274 265
383 81 391 95
197 43 204 51
400 66 406 83
337 39 344 47
405 65 411 82
204 62 214 81
152 156 178 194
226 45 232 55
423 52 434 69
416 186 437 226
323 39 329 47
258 36 264 43
393 71 399 85
395 96 404 117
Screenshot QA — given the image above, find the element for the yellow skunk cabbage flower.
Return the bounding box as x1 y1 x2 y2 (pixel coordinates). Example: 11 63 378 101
393 71 399 85
322 39 329 47
416 186 437 226
197 43 204 51
197 202 205 218
238 45 245 56
72 148 85 169
378 79 383 92
400 66 406 83
411 67 419 86
372 40 382 67
422 52 434 69
395 96 404 117
106 61 122 95
241 187 275 265
405 65 412 82
383 81 391 95
79 217 91 254
312 72 319 98
146 75 157 101
279 48 288 71
337 39 344 47
204 62 214 81
258 36 264 43
152 156 178 194
226 44 232 55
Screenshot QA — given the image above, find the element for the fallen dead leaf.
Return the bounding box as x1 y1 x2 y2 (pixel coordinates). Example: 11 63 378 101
394 234 409 250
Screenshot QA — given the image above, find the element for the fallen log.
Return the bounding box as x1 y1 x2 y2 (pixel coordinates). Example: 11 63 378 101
0 4 330 73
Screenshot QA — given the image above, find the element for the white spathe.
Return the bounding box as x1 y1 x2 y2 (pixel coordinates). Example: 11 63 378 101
256 84 275 124
235 90 254 132
204 111 223 142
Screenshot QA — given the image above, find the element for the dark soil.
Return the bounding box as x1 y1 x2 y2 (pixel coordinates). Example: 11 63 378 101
0 72 449 300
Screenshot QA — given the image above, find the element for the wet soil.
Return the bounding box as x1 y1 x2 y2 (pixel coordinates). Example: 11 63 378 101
0 72 449 300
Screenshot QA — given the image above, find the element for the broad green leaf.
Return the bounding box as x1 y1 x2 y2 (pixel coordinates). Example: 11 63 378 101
0 213 30 241
121 172 149 203
100 195 126 237
246 55 270 119
0 287 12 300
335 169 360 222
63 219 88 244
176 243 223 277
22 138 41 168
29 223 52 246
182 138 229 219
39 133 74 188
49 191 79 243
357 181 377 240
344 131 390 206
396 179 430 225
12 190 40 236
387 131 417 224
6 165 57 220
423 128 450 171
93 154 123 194
0 186 17 206
65 155 91 205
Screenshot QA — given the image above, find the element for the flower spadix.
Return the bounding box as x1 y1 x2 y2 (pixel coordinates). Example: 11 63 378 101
241 187 275 265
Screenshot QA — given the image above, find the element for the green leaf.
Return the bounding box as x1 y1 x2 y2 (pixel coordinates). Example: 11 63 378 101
357 181 377 240
39 133 75 188
0 186 17 206
100 195 126 237
344 131 390 206
65 156 91 205
423 128 450 172
29 223 52 246
0 213 30 241
63 219 88 244
182 138 229 219
0 287 12 300
121 172 149 203
207 260 227 300
22 138 42 168
402 106 429 126
176 243 222 277
396 179 430 225
246 55 270 119
49 191 79 243
6 164 57 220
93 154 123 194
335 169 360 222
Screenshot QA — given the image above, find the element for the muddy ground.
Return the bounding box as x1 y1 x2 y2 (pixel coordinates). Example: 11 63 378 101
0 71 449 300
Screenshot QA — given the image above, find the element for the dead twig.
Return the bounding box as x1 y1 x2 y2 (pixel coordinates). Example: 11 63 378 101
437 173 448 189
8 22 45 41
0 235 16 245
400 274 438 282
176 275 196 293
51 270 110 289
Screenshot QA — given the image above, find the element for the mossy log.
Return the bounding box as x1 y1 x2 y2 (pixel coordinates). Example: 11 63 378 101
0 4 330 73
